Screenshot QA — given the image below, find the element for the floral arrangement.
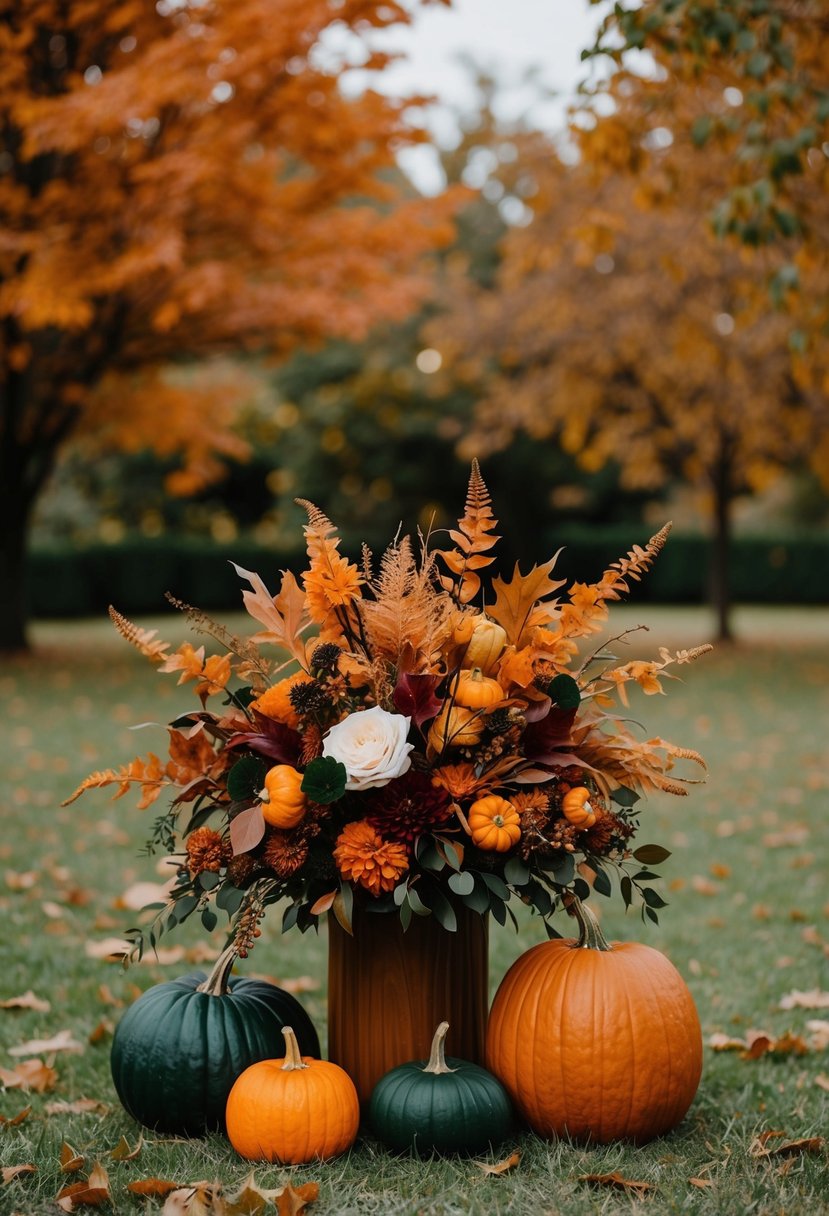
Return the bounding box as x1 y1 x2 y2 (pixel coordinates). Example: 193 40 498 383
66 463 709 957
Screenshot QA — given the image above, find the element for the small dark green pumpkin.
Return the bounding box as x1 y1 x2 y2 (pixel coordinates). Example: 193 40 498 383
110 945 320 1136
368 1021 514 1156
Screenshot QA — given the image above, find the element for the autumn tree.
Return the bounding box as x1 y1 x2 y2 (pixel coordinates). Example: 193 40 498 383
0 0 456 651
424 7 829 641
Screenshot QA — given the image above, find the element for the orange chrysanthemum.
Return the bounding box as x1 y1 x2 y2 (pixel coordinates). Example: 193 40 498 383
304 549 363 625
250 671 315 730
431 763 488 801
186 826 231 877
333 820 409 896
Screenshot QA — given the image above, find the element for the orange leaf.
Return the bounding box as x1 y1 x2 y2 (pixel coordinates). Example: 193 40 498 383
0 1058 58 1092
489 557 566 648
579 1172 654 1195
127 1179 180 1198
109 1134 143 1161
0 990 51 1012
277 1181 320 1216
56 1162 110 1210
60 1143 85 1174
750 1135 824 1158
3 1164 36 1184
0 1106 31 1126
474 1150 521 1175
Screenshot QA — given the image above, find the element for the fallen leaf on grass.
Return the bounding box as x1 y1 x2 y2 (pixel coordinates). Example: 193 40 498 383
45 1099 109 1116
0 990 51 1012
60 1143 86 1174
779 989 829 1010
277 976 320 995
750 1133 824 1159
56 1162 110 1210
84 938 132 962
689 1177 713 1188
578 1172 654 1195
762 827 809 848
473 1151 520 1176
9 1028 84 1056
0 1106 31 1127
88 1019 114 1045
274 1182 319 1216
109 1133 143 1161
4 869 38 891
161 1181 224 1215
807 1019 829 1050
127 1179 180 1199
0 1058 58 1092
2 1164 36 1184
708 1029 810 1059
114 880 174 911
815 1074 829 1092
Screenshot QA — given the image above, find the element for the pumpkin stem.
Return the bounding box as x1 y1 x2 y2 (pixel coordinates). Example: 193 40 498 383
422 1021 457 1075
568 897 613 952
196 942 238 996
280 1025 310 1071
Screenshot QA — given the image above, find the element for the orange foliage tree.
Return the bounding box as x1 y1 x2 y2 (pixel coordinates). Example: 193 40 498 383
0 0 456 651
426 28 829 640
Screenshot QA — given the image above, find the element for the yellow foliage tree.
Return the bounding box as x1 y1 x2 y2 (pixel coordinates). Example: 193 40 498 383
0 0 456 650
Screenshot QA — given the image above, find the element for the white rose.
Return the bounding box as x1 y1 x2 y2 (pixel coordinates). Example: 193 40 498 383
322 706 414 791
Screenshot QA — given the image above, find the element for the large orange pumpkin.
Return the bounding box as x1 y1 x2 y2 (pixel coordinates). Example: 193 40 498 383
486 900 702 1144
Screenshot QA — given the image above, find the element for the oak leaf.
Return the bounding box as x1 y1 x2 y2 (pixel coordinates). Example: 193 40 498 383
488 557 566 649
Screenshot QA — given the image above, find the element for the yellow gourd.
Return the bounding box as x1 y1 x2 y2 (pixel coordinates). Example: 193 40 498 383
259 765 308 829
428 705 482 752
462 615 507 673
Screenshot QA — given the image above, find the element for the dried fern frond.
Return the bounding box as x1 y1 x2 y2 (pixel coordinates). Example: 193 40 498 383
362 536 453 673
435 459 500 604
603 522 673 597
61 754 171 810
165 593 264 672
108 606 171 663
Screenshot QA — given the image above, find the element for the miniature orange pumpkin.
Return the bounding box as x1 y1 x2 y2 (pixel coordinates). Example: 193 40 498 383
467 795 521 852
453 667 505 710
561 786 600 828
486 900 702 1144
225 1026 359 1163
259 765 307 829
428 705 482 751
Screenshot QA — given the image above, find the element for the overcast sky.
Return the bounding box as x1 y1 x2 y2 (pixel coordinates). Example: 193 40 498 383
332 0 610 191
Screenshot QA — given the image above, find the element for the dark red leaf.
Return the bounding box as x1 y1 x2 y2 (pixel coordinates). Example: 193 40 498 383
523 705 577 760
392 673 443 730
226 713 302 765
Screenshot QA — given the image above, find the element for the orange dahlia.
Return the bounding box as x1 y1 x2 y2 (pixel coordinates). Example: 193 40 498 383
333 820 409 896
431 762 488 801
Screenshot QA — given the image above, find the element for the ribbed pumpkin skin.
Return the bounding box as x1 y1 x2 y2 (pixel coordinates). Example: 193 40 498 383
486 938 702 1145
110 973 320 1136
368 1057 514 1156
225 1056 360 1163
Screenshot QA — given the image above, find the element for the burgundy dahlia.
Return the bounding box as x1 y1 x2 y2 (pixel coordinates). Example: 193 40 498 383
366 771 453 847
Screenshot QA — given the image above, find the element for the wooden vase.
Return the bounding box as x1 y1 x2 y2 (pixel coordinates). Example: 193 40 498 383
327 903 489 1106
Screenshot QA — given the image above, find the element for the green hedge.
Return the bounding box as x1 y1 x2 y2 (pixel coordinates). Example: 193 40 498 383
25 530 829 619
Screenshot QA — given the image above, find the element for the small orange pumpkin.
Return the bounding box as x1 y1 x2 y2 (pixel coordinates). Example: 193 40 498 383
259 765 307 829
453 667 505 710
486 899 702 1144
225 1026 359 1163
561 786 600 828
428 705 482 752
467 795 521 852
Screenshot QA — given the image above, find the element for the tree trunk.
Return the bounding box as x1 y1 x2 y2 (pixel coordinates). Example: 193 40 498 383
0 474 34 654
710 438 734 643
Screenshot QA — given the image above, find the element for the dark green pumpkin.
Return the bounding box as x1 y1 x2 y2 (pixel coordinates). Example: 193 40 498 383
110 946 320 1136
368 1021 513 1156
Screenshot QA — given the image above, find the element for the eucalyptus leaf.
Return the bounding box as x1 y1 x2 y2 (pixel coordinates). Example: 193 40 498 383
448 870 475 897
633 844 672 864
504 857 530 886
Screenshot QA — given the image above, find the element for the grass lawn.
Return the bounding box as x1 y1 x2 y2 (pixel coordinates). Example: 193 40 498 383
1 605 827 1214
